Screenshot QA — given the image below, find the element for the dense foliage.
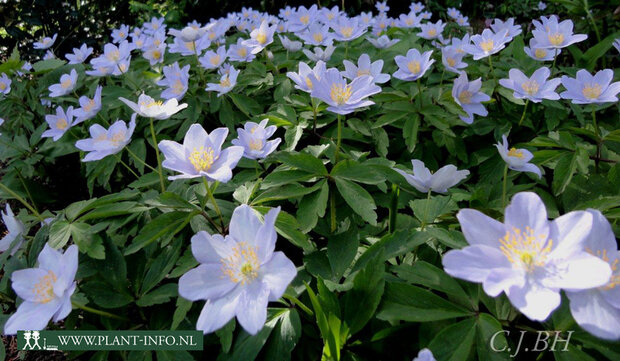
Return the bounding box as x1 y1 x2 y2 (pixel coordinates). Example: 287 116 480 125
1 1 619 361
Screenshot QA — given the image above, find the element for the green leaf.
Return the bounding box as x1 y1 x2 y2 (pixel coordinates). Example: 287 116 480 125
327 230 360 279
409 195 458 224
428 317 476 361
343 249 385 336
124 211 196 255
476 313 510 361
335 178 377 225
377 283 474 322
171 297 193 330
391 261 470 305
228 93 262 117
252 182 322 204
351 230 431 273
331 160 385 185
81 281 133 309
136 284 178 307
263 309 302 361
297 180 329 232
552 152 578 195
48 220 74 249
276 151 328 175
32 59 66 73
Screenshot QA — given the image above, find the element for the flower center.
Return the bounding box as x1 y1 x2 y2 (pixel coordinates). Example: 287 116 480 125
119 31 125 38
107 49 120 62
84 99 96 111
0 83 6 90
188 146 215 172
480 39 494 52
507 147 524 158
249 139 263 150
357 69 371 76
446 57 456 67
152 50 161 59
221 242 260 285
172 79 185 94
458 90 472 104
256 32 267 44
548 33 564 46
300 15 309 24
340 27 353 38
220 76 231 87
210 55 221 65
305 76 313 89
56 118 68 130
329 83 352 105
110 131 126 145
499 227 553 271
427 28 437 37
313 33 323 43
33 270 57 304
582 83 602 99
407 61 421 74
237 47 247 57
61 78 73 89
145 100 163 108
185 41 195 50
521 80 539 95
406 19 413 25
534 48 547 58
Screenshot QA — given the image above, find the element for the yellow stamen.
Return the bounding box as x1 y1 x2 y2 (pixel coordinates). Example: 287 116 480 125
521 80 539 95
507 147 524 158
407 61 421 74
458 90 472 104
220 76 231 88
499 227 553 272
313 33 323 43
256 32 267 44
446 58 456 67
340 27 353 38
548 33 564 46
221 242 260 284
237 47 247 57
300 15 309 24
249 139 263 150
427 28 437 37
210 55 221 65
357 69 371 76
480 39 494 52
61 78 73 89
32 270 57 304
534 48 547 58
188 146 215 172
582 83 602 100
329 83 352 105
56 118 68 130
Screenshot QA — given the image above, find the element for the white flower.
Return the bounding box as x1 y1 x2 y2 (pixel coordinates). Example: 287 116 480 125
394 159 469 194
48 69 78 97
118 94 188 120
0 204 25 255
496 135 542 178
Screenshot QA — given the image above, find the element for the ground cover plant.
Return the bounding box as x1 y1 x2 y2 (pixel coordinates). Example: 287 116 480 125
1 1 619 360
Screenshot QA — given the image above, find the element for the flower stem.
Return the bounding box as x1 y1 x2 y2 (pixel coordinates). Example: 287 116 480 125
330 185 337 233
502 164 509 209
204 178 224 230
592 110 602 172
311 97 318 133
125 147 157 172
420 189 432 231
283 294 314 317
550 49 558 76
389 184 399 233
72 302 128 321
488 55 497 89
417 78 423 111
0 182 45 222
519 99 529 126
148 118 166 192
114 153 140 179
335 114 343 162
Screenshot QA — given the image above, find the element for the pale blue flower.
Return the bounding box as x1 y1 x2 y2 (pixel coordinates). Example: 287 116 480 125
143 44 166 65
287 60 326 93
394 159 469 194
450 33 470 54
278 35 302 51
112 24 130 43
43 50 55 60
413 348 436 361
560 69 620 104
465 29 510 60
298 23 334 47
366 35 400 49
243 20 276 54
452 72 491 124
3 244 78 335
75 114 137 162
331 16 367 42
232 119 281 160
376 1 389 13
227 38 256 62
94 41 132 69
0 204 25 255
524 39 561 61
143 16 166 35
310 68 381 115
205 67 240 97
318 6 342 24
42 106 75 141
443 192 612 321
419 11 432 20
614 39 620 54
178 205 296 335
538 1 547 10
169 36 210 56
199 46 227 70
303 45 335 62
157 62 190 101
499 67 561 103
158 124 244 182
566 209 620 341
287 5 318 32
398 12 421 28
410 2 425 13
393 49 434 81
73 85 103 123
65 44 93 64
119 93 188 119
0 73 11 95
490 18 522 41
418 20 445 40
447 8 461 20
532 15 587 49
441 46 468 74
48 69 78 98
342 54 390 84
456 16 469 27
168 24 208 42
495 135 542 178
33 33 57 50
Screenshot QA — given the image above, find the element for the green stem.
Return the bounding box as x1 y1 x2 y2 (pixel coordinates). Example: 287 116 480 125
335 115 343 162
125 147 157 172
488 55 497 89
283 294 314 317
592 110 601 172
149 118 166 192
344 42 349 59
0 182 45 222
502 164 509 209
389 184 399 233
519 99 529 126
72 302 128 321
420 190 432 230
204 178 224 230
311 97 318 133
416 78 423 111
550 49 558 76
15 169 38 213
330 185 337 233
114 153 140 179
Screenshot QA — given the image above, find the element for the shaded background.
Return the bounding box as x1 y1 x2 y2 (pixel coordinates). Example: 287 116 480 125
1 0 618 62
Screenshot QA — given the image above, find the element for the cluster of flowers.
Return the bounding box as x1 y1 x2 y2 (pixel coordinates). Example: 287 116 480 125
1 0 619 351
